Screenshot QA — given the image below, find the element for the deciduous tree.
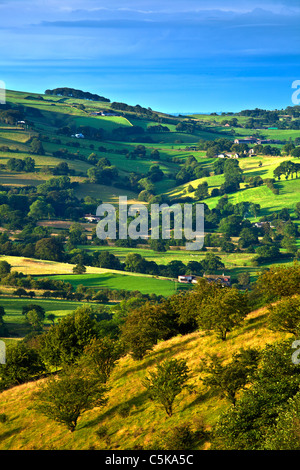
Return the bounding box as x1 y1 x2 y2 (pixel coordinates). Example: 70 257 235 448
33 365 107 432
142 359 190 416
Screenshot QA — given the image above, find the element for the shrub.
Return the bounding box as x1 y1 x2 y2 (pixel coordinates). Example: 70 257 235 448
149 421 208 450
0 413 8 423
118 403 131 418
96 425 108 439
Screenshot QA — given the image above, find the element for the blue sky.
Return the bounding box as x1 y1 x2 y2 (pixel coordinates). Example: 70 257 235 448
0 0 300 113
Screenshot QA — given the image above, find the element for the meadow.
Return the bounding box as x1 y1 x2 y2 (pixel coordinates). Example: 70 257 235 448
47 272 183 297
0 297 94 339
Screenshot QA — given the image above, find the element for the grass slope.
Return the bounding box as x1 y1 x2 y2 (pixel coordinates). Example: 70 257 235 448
0 304 291 450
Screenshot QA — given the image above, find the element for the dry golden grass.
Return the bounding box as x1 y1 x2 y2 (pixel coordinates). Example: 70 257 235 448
0 303 291 450
0 255 106 276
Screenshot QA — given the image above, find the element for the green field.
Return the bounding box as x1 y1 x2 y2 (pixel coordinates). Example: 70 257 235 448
0 297 94 339
205 176 300 218
47 272 184 297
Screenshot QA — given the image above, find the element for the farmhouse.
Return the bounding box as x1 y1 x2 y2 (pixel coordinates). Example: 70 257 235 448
226 153 239 159
217 153 239 159
90 111 119 116
84 214 101 223
234 137 257 144
203 274 231 287
234 137 284 146
178 275 197 284
254 221 275 229
100 111 120 117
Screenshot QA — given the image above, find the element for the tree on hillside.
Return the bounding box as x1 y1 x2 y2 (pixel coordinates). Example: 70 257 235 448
267 295 300 336
39 307 99 368
0 260 11 275
201 252 225 273
198 286 250 341
200 348 260 405
34 237 64 261
69 222 87 245
254 244 281 263
30 138 45 155
142 359 191 417
23 156 35 172
0 341 45 389
120 304 162 360
291 147 300 158
33 365 107 432
124 253 147 273
120 300 180 360
95 251 123 270
79 337 124 383
238 226 259 248
13 287 28 298
211 339 300 450
25 309 45 331
171 277 219 332
218 214 243 237
221 159 243 193
73 263 86 274
254 263 300 303
273 160 300 180
22 304 45 331
264 391 300 450
28 199 54 220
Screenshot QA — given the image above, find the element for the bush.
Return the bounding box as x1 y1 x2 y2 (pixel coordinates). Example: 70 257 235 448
118 403 131 418
96 425 108 439
149 421 208 450
0 413 8 423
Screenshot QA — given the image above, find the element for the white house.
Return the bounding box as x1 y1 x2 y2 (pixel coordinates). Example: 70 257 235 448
84 214 101 223
178 275 197 283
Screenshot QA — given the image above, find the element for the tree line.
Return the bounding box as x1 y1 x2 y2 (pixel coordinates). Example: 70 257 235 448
45 87 110 102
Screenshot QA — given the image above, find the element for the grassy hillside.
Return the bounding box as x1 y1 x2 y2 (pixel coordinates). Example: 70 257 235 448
0 304 291 450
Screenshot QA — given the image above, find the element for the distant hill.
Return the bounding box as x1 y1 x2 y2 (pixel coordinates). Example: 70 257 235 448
45 87 110 103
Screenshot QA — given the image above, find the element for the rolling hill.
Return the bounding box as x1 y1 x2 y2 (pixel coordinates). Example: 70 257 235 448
1 88 300 451
0 302 291 450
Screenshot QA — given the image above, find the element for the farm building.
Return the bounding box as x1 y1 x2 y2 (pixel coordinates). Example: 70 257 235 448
203 274 231 287
71 133 85 139
217 153 239 159
234 137 257 144
84 214 101 223
178 275 197 284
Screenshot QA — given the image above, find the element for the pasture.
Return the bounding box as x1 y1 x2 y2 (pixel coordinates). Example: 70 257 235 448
0 296 96 339
47 272 181 297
